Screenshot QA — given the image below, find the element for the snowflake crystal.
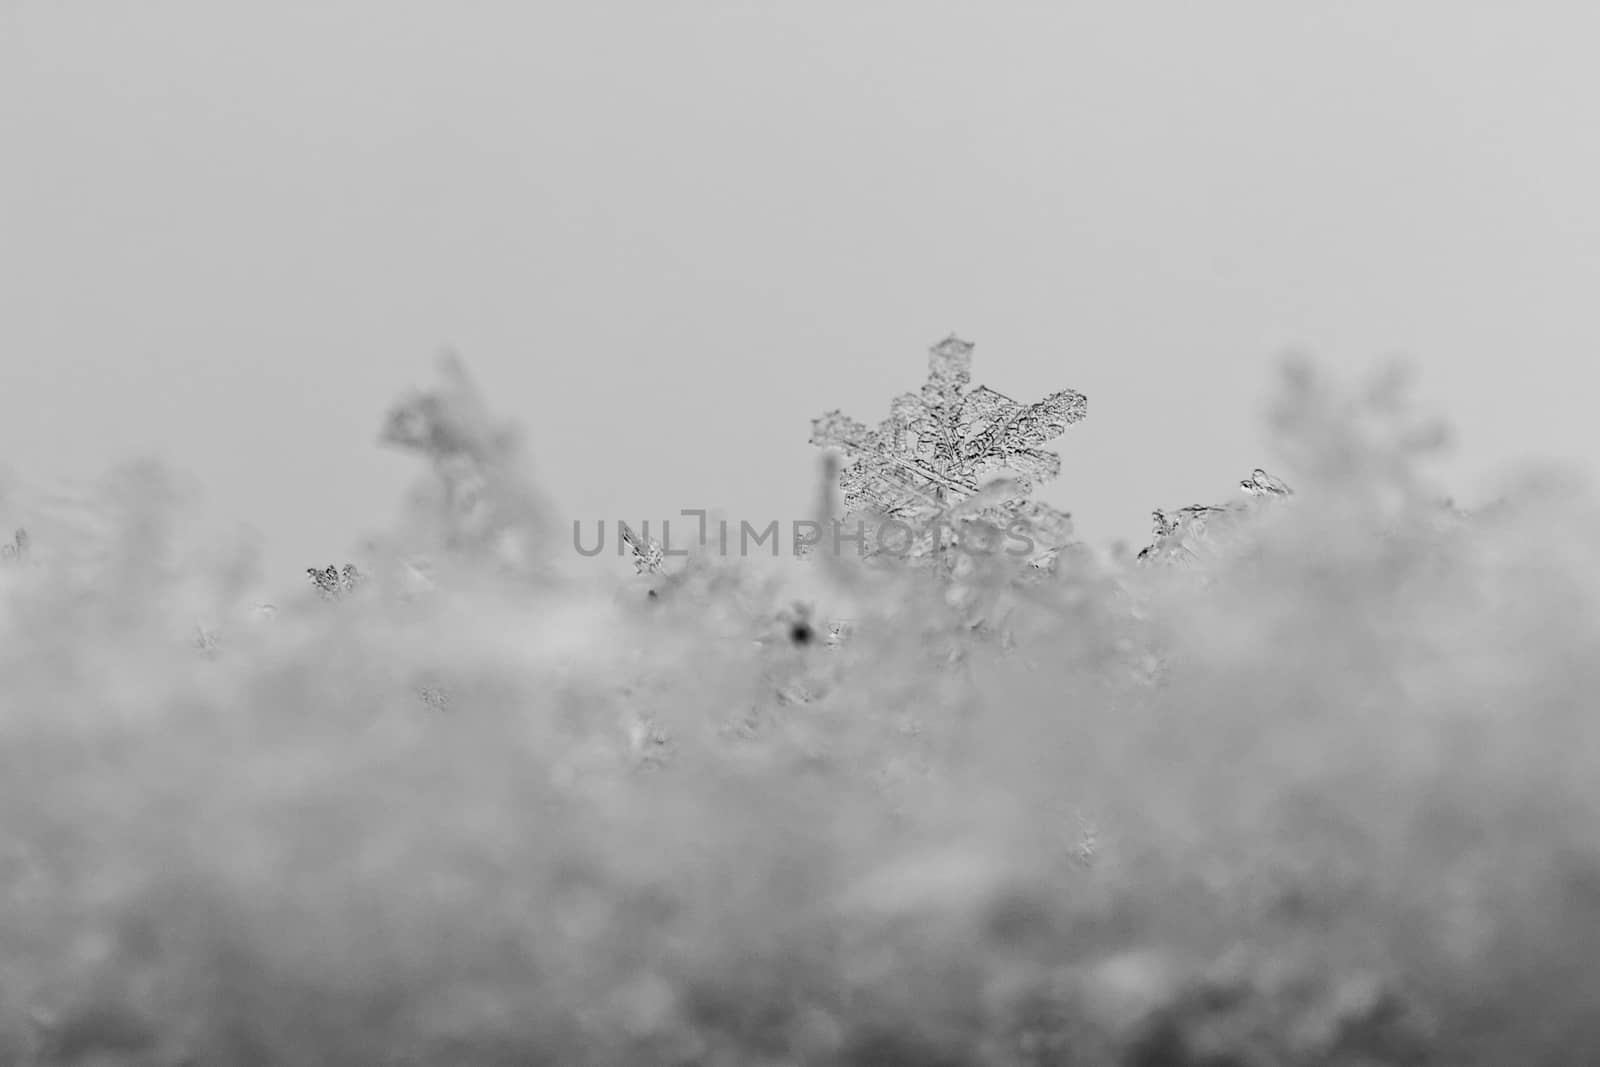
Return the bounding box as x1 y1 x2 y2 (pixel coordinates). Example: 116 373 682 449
618 521 664 575
809 335 1087 568
1137 468 1294 565
308 563 365 600
1239 467 1294 499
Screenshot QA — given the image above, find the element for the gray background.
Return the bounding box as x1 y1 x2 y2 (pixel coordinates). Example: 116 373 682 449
3 3 1596 598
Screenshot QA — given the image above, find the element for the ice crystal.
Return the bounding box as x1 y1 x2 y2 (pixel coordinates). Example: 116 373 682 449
618 521 664 575
1137 467 1294 565
307 563 365 600
379 352 520 469
809 334 1087 569
1239 467 1294 499
0 528 27 563
378 350 538 558
192 622 220 657
1069 809 1101 869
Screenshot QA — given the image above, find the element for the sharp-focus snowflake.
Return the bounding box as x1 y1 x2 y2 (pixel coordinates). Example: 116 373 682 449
810 335 1087 569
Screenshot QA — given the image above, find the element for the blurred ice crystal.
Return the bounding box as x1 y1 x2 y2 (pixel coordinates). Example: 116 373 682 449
0 528 27 563
379 351 520 469
378 349 549 563
1070 809 1100 869
809 334 1087 569
192 622 220 657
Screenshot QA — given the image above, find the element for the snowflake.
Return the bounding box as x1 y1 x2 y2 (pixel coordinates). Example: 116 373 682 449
809 335 1087 568
307 563 365 600
618 521 664 575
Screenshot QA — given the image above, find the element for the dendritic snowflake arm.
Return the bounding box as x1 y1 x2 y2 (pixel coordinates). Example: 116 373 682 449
954 384 1088 490
927 333 974 389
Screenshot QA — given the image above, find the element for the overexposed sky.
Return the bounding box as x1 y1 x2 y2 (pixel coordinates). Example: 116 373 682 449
3 3 1598 595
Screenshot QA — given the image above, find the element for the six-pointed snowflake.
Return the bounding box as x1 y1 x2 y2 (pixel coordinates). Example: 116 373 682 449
810 335 1087 568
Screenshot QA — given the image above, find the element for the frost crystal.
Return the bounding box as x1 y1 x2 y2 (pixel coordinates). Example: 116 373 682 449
618 521 664 575
308 563 365 600
810 335 1087 569
1239 467 1294 499
1137 468 1294 565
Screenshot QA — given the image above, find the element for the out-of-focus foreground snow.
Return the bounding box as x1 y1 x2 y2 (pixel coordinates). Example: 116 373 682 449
0 356 1597 1065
